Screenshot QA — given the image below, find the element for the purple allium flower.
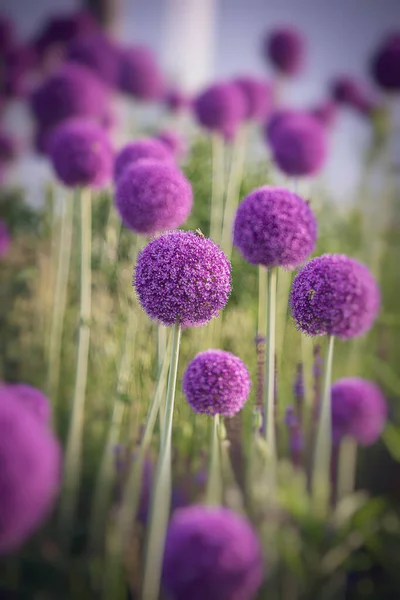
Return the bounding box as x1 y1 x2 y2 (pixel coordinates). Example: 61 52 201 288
29 63 108 130
370 32 400 91
182 350 251 417
1 44 36 99
65 33 120 87
156 130 186 160
270 113 328 177
0 130 17 163
33 10 98 61
233 186 317 269
162 505 264 600
0 390 61 554
290 254 380 340
263 108 298 144
118 45 164 101
0 383 51 425
331 378 387 446
48 118 113 188
309 100 338 128
164 88 190 113
134 230 231 327
330 76 363 105
193 82 246 137
115 160 193 235
0 220 11 257
264 26 305 75
114 138 174 181
233 76 271 121
0 14 15 54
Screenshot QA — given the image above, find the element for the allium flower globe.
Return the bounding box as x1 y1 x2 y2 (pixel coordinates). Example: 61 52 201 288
134 230 231 327
33 10 97 60
233 76 271 121
114 138 173 181
331 378 387 446
193 82 246 137
162 505 264 600
233 186 317 269
290 254 380 339
48 119 113 188
115 160 193 235
66 33 120 87
183 350 251 417
263 109 298 144
0 383 51 425
370 32 400 91
264 27 305 75
156 130 186 160
0 390 61 554
118 45 164 100
331 76 363 106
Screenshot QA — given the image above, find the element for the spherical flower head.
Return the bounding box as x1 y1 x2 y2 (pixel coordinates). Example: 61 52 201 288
309 100 338 128
48 118 113 188
0 390 61 554
370 32 400 91
270 113 328 177
33 10 98 60
193 82 246 136
0 220 11 257
331 76 363 105
114 138 174 182
115 160 193 235
233 186 317 269
263 108 298 144
264 26 305 75
134 230 232 327
0 383 51 425
66 33 120 88
233 76 271 121
162 505 264 600
290 254 380 339
331 378 387 446
183 350 251 417
118 45 164 101
29 63 108 130
156 129 186 160
164 88 190 113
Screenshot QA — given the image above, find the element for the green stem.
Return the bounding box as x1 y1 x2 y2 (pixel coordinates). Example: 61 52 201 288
312 334 335 509
47 191 74 410
101 198 121 266
59 187 92 551
209 133 225 243
337 436 357 502
206 415 222 505
258 265 267 336
264 268 277 464
141 323 182 600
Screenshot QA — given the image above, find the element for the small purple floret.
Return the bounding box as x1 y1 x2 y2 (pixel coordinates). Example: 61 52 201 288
331 378 387 446
134 230 231 327
233 186 317 269
290 254 380 339
162 505 264 600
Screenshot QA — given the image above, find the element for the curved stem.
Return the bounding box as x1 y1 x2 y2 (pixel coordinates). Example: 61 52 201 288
59 187 92 551
206 415 222 505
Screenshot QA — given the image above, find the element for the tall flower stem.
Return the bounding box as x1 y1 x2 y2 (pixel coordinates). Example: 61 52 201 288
46 191 74 409
209 133 225 243
102 330 171 600
312 334 335 509
264 267 277 465
88 309 137 554
59 187 92 551
258 265 267 336
141 322 182 600
206 415 222 505
337 437 357 502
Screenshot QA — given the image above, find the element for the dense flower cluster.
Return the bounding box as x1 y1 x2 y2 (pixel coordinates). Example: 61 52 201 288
134 230 231 327
183 350 251 417
233 186 317 268
290 254 380 339
162 505 264 600
114 138 173 181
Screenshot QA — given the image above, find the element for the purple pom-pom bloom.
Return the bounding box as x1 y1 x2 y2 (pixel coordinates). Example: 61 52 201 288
193 82 246 138
233 76 271 121
270 113 328 177
33 10 98 61
0 220 11 257
162 505 264 600
118 45 164 101
183 350 251 417
0 390 61 554
114 138 173 181
290 254 380 340
0 383 51 425
233 186 317 269
263 108 298 144
156 130 186 160
48 119 113 188
370 32 400 92
29 63 108 130
264 27 305 75
66 33 120 87
331 378 387 446
134 230 231 327
115 160 193 235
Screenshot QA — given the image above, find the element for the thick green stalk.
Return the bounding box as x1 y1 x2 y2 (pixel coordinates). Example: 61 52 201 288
47 192 74 407
206 415 222 505
312 335 335 508
264 268 277 464
209 133 225 243
258 265 267 336
59 187 92 550
141 323 182 600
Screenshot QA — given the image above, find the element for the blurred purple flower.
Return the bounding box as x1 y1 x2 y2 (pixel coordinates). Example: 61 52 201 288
370 31 400 92
114 138 174 181
164 88 190 113
264 26 305 75
66 33 120 88
0 383 51 425
118 45 164 101
233 76 271 121
156 130 186 160
309 100 338 128
193 81 246 138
